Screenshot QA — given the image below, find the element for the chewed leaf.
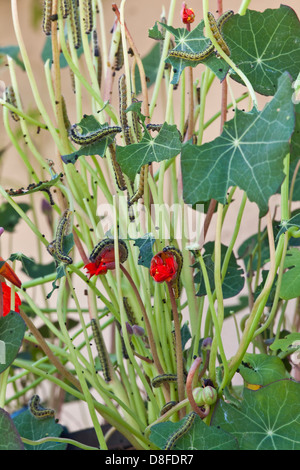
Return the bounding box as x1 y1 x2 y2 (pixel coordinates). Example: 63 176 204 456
116 122 182 181
62 115 116 164
161 21 229 84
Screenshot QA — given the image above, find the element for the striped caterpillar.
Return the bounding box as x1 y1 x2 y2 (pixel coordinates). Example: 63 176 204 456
69 124 122 146
29 395 55 419
160 401 177 416
42 0 53 35
91 318 111 382
118 74 132 145
128 165 147 207
60 0 69 19
83 0 93 35
47 209 73 264
89 238 128 264
168 44 214 62
217 9 234 31
207 11 231 57
92 29 102 89
108 143 127 191
163 246 183 299
69 0 81 49
163 412 196 450
4 86 20 122
151 373 178 388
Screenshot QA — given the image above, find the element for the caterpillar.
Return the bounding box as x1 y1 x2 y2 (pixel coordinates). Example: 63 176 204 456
60 0 69 19
69 0 81 49
128 165 147 206
61 95 71 132
151 373 178 388
69 124 122 146
42 0 53 35
168 44 214 62
4 86 20 122
163 412 196 450
114 38 124 71
83 0 93 35
123 297 136 325
89 238 128 264
160 401 177 416
118 74 132 145
163 246 183 299
47 209 73 264
108 144 127 191
91 318 111 382
29 395 55 419
92 30 102 88
207 11 231 56
217 9 234 31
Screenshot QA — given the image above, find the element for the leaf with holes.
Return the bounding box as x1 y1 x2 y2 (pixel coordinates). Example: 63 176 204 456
160 21 229 85
181 72 294 217
211 380 300 450
238 353 290 386
116 122 182 181
222 6 300 96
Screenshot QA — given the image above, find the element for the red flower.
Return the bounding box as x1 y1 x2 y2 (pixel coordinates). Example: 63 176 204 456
84 239 128 279
84 246 116 279
1 282 22 316
150 251 178 283
181 3 195 24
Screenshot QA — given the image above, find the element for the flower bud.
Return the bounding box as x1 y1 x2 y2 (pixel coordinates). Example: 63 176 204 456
181 3 195 24
192 387 204 405
202 337 212 351
132 325 145 336
202 385 217 405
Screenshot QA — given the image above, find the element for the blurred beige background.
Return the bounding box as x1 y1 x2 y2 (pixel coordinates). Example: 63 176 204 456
1 0 299 432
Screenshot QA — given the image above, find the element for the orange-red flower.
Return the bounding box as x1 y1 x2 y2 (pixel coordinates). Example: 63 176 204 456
150 251 178 283
0 256 22 288
181 3 195 24
84 239 128 279
1 282 22 316
85 245 116 279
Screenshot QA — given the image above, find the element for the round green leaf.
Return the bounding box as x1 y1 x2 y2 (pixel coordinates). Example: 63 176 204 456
0 408 24 450
0 311 26 374
238 353 290 386
212 380 300 450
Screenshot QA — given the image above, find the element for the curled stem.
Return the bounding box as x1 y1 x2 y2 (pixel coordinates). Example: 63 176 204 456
186 356 210 419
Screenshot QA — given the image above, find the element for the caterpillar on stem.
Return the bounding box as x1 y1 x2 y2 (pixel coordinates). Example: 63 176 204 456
42 0 53 36
29 395 55 419
91 318 111 382
47 209 73 264
109 143 127 191
151 373 178 388
207 11 231 57
163 246 183 299
69 0 81 49
5 86 20 122
83 0 93 34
